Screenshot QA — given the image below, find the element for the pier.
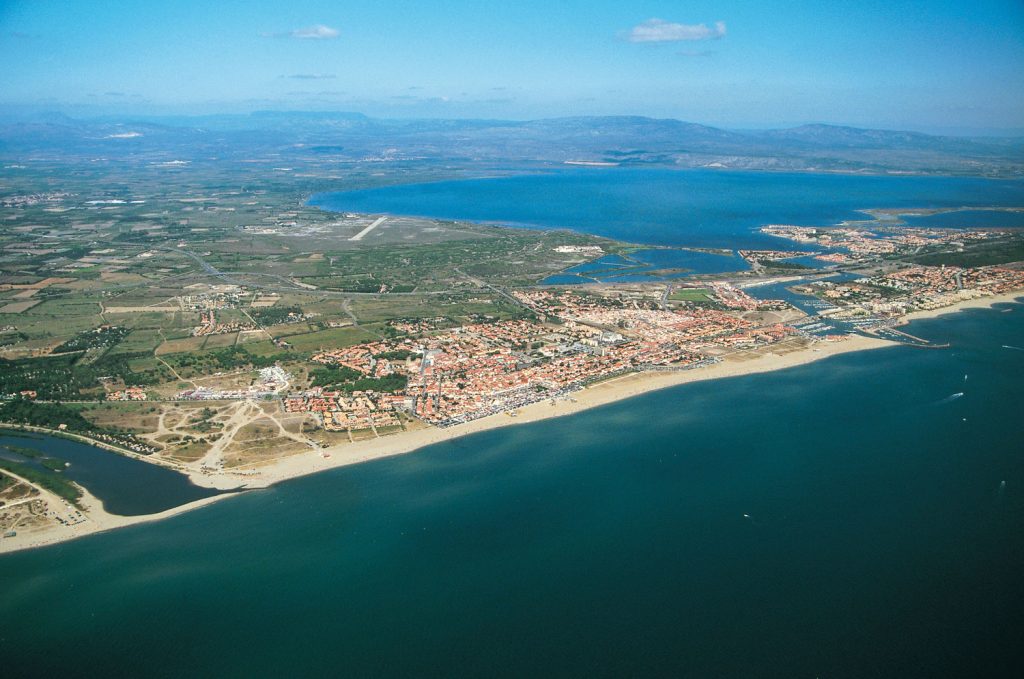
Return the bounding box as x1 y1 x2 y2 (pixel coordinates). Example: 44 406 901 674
865 327 949 348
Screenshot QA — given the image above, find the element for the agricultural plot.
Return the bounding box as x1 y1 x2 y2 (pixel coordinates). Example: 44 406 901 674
669 288 714 303
282 326 380 352
106 329 164 355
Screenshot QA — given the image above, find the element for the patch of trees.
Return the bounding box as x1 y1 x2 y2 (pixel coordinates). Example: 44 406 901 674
190 407 217 433
0 331 29 347
308 366 408 393
0 351 171 400
340 374 408 394
0 457 82 505
53 326 129 353
250 306 304 325
0 399 93 431
169 347 294 372
373 349 413 361
309 365 363 388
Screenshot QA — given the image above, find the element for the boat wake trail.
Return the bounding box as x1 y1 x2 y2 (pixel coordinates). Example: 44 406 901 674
1003 345 1024 351
995 480 1007 504
936 392 964 404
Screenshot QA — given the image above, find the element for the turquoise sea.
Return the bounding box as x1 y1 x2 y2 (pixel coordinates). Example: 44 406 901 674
2 301 1023 677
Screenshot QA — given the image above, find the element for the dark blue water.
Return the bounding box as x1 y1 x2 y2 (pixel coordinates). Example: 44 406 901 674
0 431 225 515
2 301 1022 677
629 248 748 273
903 209 1024 229
311 169 1024 249
551 248 749 284
746 280 825 310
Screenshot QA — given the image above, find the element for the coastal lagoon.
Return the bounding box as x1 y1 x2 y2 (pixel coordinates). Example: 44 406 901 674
3 302 1022 677
903 209 1024 229
311 169 1024 249
0 432 225 515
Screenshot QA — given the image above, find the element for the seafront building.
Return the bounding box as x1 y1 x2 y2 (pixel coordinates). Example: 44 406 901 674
160 259 1024 435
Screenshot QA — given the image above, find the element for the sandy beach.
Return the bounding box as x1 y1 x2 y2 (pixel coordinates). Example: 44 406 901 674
243 333 895 488
897 291 1023 323
0 482 229 554
3 291 1020 555
216 289 1024 488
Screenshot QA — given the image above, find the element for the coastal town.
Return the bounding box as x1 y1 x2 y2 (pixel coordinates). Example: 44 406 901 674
760 223 1008 262
5 253 1020 448
209 281 806 432
792 263 1024 317
5 7 1024 674
154 261 1024 436
1 187 1023 553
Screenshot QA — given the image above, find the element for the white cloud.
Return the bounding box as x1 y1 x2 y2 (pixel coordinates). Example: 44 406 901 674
283 73 336 80
626 19 726 43
289 24 339 39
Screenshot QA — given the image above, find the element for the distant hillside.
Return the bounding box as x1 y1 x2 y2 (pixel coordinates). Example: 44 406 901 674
1 112 1021 177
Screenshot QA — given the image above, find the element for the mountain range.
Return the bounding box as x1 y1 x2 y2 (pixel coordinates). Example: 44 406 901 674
1 112 1021 176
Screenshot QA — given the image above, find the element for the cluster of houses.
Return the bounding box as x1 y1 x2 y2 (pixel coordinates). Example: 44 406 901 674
293 291 801 428
2 390 37 400
761 223 1007 261
738 249 815 264
106 386 147 401
191 309 256 337
800 265 1024 318
283 389 406 432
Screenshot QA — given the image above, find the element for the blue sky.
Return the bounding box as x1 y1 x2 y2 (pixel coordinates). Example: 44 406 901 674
1 0 1022 132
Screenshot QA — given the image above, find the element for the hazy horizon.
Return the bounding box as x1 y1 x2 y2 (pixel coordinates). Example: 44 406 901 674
2 105 1023 140
2 1 1023 136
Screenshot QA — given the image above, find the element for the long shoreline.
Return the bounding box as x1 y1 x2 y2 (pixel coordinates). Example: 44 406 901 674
0 479 234 554
225 290 1023 490
2 291 1020 555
